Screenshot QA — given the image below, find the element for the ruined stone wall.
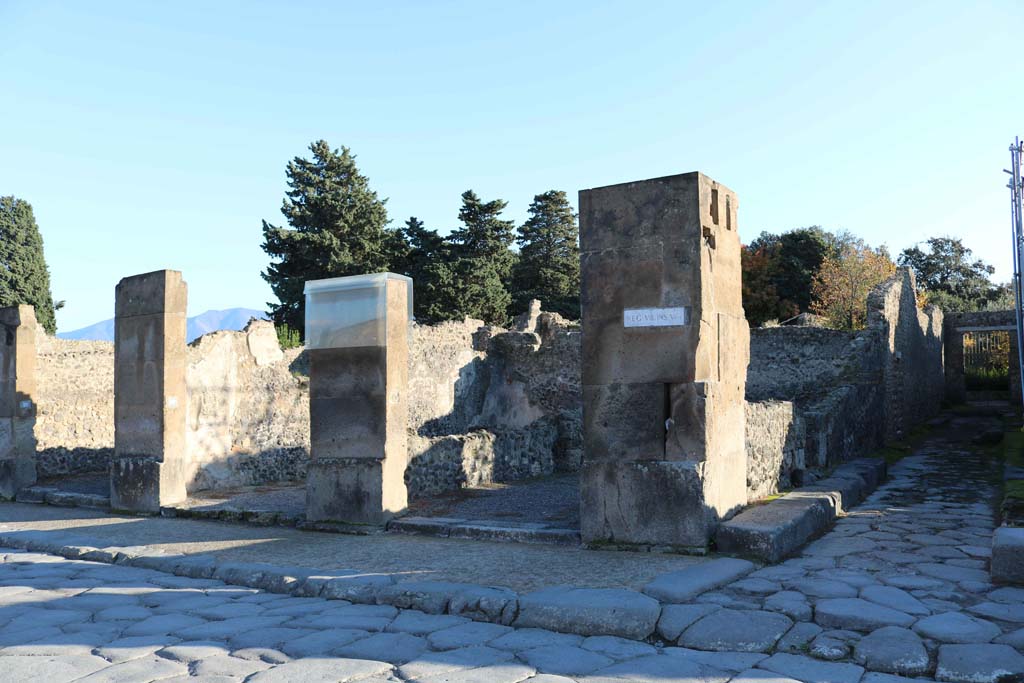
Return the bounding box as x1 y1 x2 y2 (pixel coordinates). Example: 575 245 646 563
867 268 944 441
747 267 943 472
744 400 805 500
34 336 115 478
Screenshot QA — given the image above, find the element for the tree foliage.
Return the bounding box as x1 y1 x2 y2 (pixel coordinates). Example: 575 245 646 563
445 190 516 324
742 227 837 325
811 239 896 330
395 216 459 323
0 196 59 334
898 237 1003 312
261 141 400 335
510 190 580 319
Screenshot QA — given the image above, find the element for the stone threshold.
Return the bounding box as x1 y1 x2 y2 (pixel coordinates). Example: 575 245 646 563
0 526 764 644
386 516 581 546
992 526 1024 584
716 457 888 563
15 485 110 509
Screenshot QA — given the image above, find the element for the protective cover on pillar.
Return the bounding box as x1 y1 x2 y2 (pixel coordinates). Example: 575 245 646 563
304 273 413 349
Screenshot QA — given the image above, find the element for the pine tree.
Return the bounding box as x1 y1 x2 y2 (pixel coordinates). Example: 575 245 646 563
511 190 580 319
447 191 516 324
0 196 59 334
395 217 458 323
261 141 400 336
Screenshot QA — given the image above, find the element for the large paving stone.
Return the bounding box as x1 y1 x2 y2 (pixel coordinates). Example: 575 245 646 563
520 645 613 676
0 654 111 682
763 591 812 622
591 653 732 682
581 635 657 660
641 558 755 603
663 647 768 673
280 629 369 657
935 643 1024 683
426 622 512 650
918 563 991 584
859 585 930 616
679 609 793 653
814 598 915 631
656 604 722 642
396 645 515 681
248 657 394 683
967 601 1024 623
334 632 428 664
852 626 930 676
514 587 660 640
489 628 582 652
913 611 1002 644
756 652 865 683
784 577 858 599
991 527 1024 585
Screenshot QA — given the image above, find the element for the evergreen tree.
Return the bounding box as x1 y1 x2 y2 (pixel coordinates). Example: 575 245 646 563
396 217 458 323
261 141 400 335
511 190 580 319
447 190 516 324
898 237 1001 312
0 196 59 334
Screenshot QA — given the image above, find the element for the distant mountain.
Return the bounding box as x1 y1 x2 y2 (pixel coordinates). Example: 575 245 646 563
58 308 268 343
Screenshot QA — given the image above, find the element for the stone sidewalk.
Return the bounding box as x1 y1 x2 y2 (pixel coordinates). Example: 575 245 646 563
1 412 1023 681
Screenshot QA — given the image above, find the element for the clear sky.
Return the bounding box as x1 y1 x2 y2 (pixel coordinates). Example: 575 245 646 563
2 0 1022 332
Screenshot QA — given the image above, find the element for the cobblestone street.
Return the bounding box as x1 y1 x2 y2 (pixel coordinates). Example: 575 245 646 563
0 413 1022 682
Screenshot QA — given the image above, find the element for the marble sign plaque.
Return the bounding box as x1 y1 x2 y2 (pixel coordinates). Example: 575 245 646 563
623 306 690 328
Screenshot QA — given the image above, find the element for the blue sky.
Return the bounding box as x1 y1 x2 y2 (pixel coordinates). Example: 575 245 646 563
2 1 1022 331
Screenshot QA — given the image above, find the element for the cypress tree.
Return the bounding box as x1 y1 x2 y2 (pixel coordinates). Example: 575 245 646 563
261 141 400 336
396 216 458 323
0 196 59 334
447 190 516 324
511 190 580 319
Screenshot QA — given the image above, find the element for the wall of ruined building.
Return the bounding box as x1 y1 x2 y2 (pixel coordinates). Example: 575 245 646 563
747 267 944 471
867 268 945 441
744 400 806 500
944 309 1020 405
31 310 582 498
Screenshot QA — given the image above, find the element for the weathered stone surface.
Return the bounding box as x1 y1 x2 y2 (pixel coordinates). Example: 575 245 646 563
306 274 410 524
514 587 660 639
757 653 865 683
642 558 755 603
935 643 1024 683
656 603 722 642
396 646 515 681
0 305 37 500
579 173 749 549
247 657 394 682
860 585 930 616
592 653 732 682
520 645 612 675
814 598 915 631
763 591 812 621
581 635 657 660
776 622 823 654
716 493 838 563
992 527 1024 585
426 622 512 650
852 626 929 676
914 611 1002 643
333 632 427 664
679 609 793 653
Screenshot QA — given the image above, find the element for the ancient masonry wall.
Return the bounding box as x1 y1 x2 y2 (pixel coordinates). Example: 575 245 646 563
32 271 943 501
746 267 944 493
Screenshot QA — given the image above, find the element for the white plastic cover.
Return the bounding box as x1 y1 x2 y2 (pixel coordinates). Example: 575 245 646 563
303 273 412 350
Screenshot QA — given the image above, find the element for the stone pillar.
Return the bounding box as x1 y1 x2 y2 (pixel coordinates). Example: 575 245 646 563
579 172 749 551
0 306 37 498
111 270 188 512
305 273 411 524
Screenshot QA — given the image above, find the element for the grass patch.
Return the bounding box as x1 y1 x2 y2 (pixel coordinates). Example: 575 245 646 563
1004 429 1024 468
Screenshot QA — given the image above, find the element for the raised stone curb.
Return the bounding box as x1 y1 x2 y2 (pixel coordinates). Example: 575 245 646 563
15 486 110 510
642 557 755 603
716 458 887 563
991 526 1024 585
0 526 660 642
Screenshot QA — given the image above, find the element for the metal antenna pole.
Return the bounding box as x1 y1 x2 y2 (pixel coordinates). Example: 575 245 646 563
1008 138 1024 411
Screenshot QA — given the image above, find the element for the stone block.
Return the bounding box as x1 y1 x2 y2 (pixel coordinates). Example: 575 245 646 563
992 527 1024 585
0 305 37 499
582 383 666 461
580 459 710 549
642 558 756 603
716 492 839 563
112 271 188 512
515 587 660 640
306 458 404 525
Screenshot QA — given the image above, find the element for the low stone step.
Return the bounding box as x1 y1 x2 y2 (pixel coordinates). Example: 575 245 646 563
992 526 1024 585
716 458 886 563
15 486 109 510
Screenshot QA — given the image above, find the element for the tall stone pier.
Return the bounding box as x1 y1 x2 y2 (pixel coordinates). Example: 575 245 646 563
305 273 411 525
0 305 37 499
111 270 188 513
579 172 749 550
